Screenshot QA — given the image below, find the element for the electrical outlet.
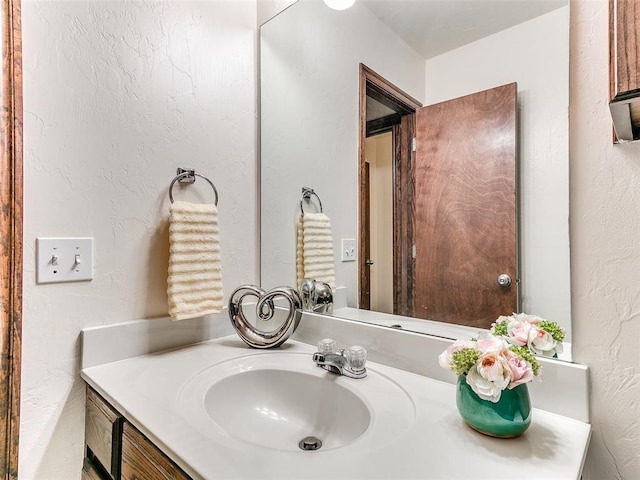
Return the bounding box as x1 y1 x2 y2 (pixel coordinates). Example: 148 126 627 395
36 237 94 284
341 239 356 262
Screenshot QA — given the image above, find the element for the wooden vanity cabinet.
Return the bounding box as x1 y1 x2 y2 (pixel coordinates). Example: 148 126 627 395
121 422 191 480
84 386 191 480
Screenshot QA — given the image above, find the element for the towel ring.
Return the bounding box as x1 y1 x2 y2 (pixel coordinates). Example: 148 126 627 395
300 186 323 214
169 168 219 205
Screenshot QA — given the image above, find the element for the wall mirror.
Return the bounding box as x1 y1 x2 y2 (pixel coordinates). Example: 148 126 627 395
259 0 571 359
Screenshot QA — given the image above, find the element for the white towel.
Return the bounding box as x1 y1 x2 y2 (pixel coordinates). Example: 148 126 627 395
167 201 223 321
296 212 336 290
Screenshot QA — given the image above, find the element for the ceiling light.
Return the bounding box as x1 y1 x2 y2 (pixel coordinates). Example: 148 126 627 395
323 0 356 11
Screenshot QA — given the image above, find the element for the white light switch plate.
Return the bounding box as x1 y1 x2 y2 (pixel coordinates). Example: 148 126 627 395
341 239 356 262
36 237 94 284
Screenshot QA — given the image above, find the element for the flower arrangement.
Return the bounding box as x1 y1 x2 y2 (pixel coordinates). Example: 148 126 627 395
491 312 565 358
439 333 541 403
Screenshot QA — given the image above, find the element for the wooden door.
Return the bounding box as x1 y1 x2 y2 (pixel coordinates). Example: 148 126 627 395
359 162 371 309
413 83 517 329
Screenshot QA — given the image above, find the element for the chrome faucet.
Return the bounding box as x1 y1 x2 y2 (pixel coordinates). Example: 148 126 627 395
300 279 333 315
312 339 367 379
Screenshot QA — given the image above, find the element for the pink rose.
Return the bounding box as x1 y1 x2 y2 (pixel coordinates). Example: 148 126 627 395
475 333 506 354
504 349 534 388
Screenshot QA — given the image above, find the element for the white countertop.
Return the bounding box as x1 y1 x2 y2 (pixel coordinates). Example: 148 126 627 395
81 335 591 480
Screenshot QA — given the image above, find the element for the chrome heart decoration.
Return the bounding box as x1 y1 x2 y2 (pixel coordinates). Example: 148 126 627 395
228 285 303 349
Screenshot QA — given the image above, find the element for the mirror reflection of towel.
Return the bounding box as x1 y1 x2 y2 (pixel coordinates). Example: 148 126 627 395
167 201 223 321
296 212 336 290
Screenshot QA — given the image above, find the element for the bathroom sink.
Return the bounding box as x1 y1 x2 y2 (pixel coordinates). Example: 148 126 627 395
178 352 415 452
204 368 370 450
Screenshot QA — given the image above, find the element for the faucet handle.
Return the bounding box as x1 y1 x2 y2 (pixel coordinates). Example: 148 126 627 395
345 345 367 372
317 338 337 354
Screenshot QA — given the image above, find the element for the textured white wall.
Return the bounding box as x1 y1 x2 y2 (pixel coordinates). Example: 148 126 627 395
570 1 640 478
20 1 257 478
424 6 571 340
17 0 640 478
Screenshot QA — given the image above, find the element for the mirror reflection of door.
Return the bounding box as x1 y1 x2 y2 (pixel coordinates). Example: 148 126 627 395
413 83 518 329
364 132 394 313
359 65 519 329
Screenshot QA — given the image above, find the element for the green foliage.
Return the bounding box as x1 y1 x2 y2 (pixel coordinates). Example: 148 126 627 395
492 321 508 336
538 321 565 342
450 348 480 376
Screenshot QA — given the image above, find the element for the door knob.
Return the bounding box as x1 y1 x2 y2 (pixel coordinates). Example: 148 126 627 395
497 274 512 287
365 259 374 266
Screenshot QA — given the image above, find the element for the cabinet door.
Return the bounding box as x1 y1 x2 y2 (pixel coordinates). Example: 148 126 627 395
85 387 122 479
121 422 191 480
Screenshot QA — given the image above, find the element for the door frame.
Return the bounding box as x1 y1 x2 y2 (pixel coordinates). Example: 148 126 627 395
0 0 23 477
358 64 421 313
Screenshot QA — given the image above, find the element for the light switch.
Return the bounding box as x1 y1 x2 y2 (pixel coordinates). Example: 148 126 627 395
36 237 94 284
341 239 356 262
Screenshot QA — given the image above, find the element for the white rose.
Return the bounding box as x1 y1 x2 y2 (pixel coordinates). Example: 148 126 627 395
438 347 455 370
528 326 557 356
465 353 511 402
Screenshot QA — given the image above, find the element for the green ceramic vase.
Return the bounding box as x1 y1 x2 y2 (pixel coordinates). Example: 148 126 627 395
456 375 532 438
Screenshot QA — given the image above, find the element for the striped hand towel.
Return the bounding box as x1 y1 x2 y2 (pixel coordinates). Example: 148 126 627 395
167 201 223 321
296 212 336 290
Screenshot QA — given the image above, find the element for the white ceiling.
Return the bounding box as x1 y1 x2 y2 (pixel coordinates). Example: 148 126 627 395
360 0 567 59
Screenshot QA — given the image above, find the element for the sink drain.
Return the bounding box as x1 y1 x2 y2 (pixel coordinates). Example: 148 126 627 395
298 436 323 451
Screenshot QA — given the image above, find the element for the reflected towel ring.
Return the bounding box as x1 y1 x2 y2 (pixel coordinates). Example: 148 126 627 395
300 186 323 214
169 168 219 206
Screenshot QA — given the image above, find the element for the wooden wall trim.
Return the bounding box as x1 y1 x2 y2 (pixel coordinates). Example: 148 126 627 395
360 64 422 111
392 115 415 317
358 65 368 309
0 0 23 477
